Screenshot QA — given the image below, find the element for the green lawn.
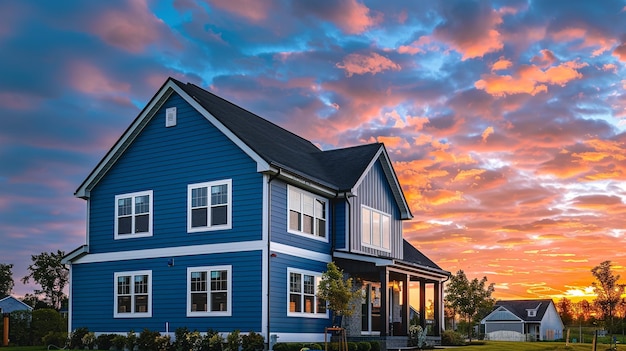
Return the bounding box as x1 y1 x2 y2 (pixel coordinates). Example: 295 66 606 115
435 340 625 350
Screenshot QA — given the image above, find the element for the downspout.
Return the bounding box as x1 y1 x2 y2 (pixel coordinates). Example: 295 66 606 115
266 169 280 350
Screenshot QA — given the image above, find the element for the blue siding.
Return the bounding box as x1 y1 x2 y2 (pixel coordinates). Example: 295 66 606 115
352 160 403 258
333 201 347 250
268 253 330 333
72 251 263 333
88 93 263 254
269 180 332 254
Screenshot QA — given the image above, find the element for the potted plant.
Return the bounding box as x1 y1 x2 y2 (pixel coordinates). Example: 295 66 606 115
317 262 360 327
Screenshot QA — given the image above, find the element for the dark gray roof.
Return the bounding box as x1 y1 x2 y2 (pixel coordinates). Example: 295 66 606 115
172 79 383 191
494 299 554 322
401 239 443 271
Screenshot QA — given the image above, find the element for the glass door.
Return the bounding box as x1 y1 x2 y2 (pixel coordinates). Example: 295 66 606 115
361 282 381 335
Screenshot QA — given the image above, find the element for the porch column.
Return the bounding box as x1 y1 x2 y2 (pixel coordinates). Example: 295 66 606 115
401 274 409 335
380 268 388 336
419 280 426 329
433 281 440 336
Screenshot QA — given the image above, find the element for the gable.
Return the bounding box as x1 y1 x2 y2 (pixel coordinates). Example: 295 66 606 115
0 296 33 312
483 306 522 322
75 78 411 221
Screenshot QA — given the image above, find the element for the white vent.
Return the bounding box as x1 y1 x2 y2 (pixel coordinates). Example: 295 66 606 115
166 107 177 127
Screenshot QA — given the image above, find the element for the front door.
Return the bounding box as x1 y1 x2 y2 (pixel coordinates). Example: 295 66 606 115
361 282 381 335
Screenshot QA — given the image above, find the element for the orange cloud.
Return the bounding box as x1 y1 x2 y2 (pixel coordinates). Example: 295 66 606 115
475 60 586 97
491 57 512 71
481 126 494 142
614 43 626 62
336 52 401 77
398 36 432 55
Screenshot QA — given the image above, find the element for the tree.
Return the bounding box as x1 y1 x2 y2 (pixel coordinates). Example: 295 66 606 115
591 260 625 333
21 250 68 310
316 262 360 326
556 297 574 326
444 270 495 341
0 263 14 297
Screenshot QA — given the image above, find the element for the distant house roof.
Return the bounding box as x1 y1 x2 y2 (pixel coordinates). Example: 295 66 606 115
489 299 554 322
75 78 412 218
0 296 33 313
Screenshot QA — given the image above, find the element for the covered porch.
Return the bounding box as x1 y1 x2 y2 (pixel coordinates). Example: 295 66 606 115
334 245 450 344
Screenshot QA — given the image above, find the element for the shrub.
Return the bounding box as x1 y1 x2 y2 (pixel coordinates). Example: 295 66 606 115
126 330 138 351
369 341 380 351
356 341 371 351
83 332 97 350
112 335 127 351
9 310 33 346
96 334 116 350
155 334 172 351
347 342 357 351
207 331 224 351
173 327 191 351
272 342 289 351
32 308 65 345
441 330 465 346
242 331 265 351
225 330 241 351
69 327 90 349
137 328 162 351
42 331 68 347
306 343 322 350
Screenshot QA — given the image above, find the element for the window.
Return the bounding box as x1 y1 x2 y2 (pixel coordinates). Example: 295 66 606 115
288 186 327 240
361 206 391 251
188 180 232 232
187 265 231 316
114 270 151 317
115 191 153 239
288 269 327 317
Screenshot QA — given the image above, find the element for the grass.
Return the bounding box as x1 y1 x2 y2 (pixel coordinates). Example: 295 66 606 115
436 340 626 350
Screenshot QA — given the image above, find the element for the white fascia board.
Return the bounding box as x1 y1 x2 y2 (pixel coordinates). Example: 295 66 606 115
74 79 271 199
72 240 266 264
270 242 331 263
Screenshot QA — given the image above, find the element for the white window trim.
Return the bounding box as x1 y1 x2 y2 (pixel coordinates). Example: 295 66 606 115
287 185 329 242
114 190 153 240
287 268 328 319
361 205 391 252
114 270 152 318
187 179 232 233
186 265 232 317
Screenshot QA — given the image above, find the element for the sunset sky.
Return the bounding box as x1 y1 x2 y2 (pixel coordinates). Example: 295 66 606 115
1 0 626 302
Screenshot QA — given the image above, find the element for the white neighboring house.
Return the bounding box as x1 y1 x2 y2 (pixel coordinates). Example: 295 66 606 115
481 299 564 341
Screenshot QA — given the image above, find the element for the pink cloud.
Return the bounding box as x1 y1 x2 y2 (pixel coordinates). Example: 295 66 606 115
331 0 381 34
551 27 617 57
90 0 174 53
208 0 274 22
69 61 132 97
434 3 505 60
336 52 401 77
397 36 432 55
530 49 557 67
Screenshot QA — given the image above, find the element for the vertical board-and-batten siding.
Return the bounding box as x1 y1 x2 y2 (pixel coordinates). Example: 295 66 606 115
88 92 263 254
351 159 403 259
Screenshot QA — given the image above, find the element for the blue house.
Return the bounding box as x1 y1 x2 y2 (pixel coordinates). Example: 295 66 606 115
0 296 33 314
63 78 449 345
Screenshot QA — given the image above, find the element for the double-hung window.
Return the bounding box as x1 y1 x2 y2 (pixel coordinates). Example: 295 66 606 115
188 180 232 232
361 206 391 251
187 265 231 316
115 190 153 239
114 270 151 318
288 186 327 240
288 268 327 317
